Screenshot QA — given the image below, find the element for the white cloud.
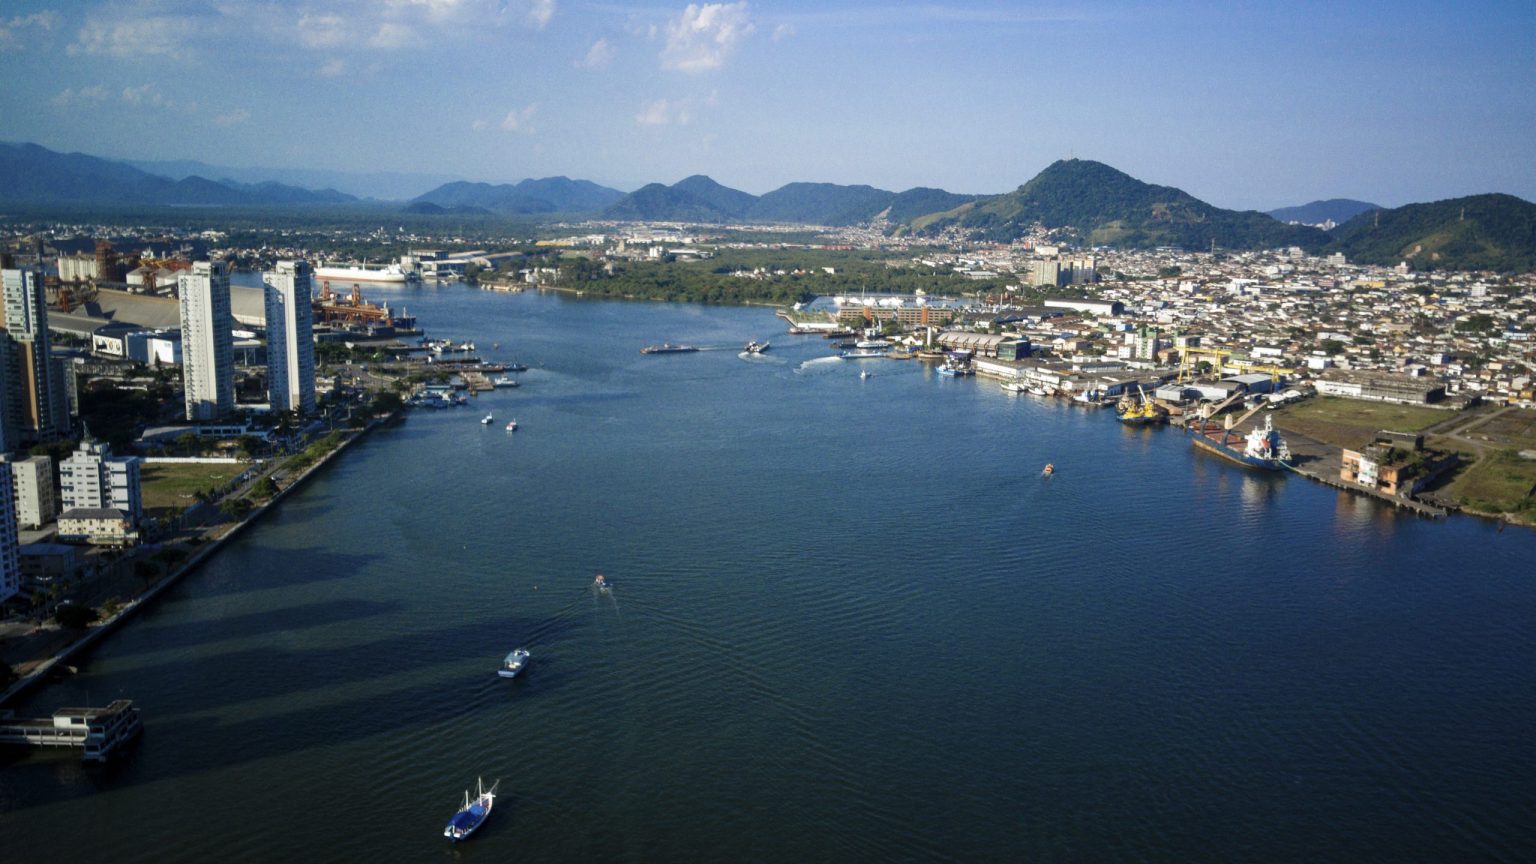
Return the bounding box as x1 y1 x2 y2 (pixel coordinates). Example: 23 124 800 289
660 2 753 73
577 37 614 69
51 85 109 108
501 103 539 132
297 13 348 49
528 0 555 30
635 97 694 126
471 118 489 131
636 99 672 126
771 23 794 42
70 14 196 59
389 0 468 19
0 11 59 53
121 83 168 107
370 22 414 48
317 59 347 77
213 108 251 127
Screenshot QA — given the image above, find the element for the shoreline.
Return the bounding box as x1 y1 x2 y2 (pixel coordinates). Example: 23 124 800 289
0 412 398 709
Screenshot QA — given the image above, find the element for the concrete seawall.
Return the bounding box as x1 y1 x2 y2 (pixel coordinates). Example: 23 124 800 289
0 415 395 708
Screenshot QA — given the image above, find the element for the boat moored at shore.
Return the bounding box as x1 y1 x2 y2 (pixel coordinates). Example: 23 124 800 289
1189 413 1291 470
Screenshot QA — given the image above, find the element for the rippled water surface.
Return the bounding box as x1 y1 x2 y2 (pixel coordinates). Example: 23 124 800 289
2 287 1534 861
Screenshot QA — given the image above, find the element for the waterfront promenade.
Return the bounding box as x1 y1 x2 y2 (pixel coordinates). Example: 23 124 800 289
0 416 390 708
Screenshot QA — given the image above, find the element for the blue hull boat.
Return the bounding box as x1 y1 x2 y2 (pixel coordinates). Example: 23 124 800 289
444 778 497 841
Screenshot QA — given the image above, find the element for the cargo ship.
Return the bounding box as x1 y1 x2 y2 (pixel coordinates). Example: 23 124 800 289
640 343 699 354
314 262 420 284
1189 414 1291 470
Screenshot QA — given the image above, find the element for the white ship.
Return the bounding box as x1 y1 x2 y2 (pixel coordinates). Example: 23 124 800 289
314 262 420 284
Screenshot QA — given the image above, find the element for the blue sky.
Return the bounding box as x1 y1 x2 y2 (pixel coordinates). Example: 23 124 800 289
1 0 1533 207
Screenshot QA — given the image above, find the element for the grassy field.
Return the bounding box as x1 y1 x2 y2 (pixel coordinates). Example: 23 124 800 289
1432 408 1536 519
1271 397 1455 449
139 463 241 518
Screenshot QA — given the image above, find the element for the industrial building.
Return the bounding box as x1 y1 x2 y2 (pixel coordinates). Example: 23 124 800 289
1315 371 1446 405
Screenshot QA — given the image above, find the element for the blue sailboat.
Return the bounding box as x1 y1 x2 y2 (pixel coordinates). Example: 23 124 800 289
444 778 497 841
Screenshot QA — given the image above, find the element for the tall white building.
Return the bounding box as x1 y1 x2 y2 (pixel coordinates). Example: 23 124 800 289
60 439 142 524
2 265 66 441
263 260 316 414
179 261 235 421
1 454 56 529
0 461 20 605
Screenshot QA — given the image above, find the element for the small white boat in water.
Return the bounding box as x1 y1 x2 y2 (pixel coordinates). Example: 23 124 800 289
498 649 530 679
481 412 493 424
505 419 518 431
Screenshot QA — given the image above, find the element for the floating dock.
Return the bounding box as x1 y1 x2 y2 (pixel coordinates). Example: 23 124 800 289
0 700 143 762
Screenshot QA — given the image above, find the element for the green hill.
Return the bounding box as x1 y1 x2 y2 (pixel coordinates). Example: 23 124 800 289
911 159 1329 251
746 182 891 224
603 176 757 222
1326 193 1536 272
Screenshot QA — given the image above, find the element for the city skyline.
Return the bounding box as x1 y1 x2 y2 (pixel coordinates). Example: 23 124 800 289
0 0 1533 210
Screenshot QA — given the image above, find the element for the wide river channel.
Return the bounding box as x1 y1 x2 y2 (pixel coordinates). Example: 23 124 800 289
2 286 1534 862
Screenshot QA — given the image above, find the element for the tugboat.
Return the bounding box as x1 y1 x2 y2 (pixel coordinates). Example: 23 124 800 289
498 649 531 679
1117 385 1167 425
745 339 770 354
444 778 498 841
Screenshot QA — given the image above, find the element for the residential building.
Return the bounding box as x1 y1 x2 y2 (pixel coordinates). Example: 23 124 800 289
2 454 56 528
2 264 66 442
263 260 316 414
0 461 19 604
179 261 235 420
59 439 142 524
57 507 138 547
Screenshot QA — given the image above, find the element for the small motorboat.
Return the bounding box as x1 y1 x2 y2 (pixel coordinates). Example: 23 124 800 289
444 778 498 841
498 649 530 679
593 573 611 592
860 370 870 380
505 420 518 432
481 412 493 425
1042 463 1055 477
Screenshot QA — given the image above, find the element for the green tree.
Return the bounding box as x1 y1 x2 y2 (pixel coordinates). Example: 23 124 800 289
252 475 279 499
54 604 98 630
219 497 253 519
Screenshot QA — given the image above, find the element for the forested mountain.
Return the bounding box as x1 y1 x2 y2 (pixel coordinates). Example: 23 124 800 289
0 142 355 206
1268 199 1380 225
411 177 624 214
909 159 1330 250
1327 193 1536 272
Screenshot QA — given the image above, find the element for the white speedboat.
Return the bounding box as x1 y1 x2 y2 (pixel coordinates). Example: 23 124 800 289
480 412 493 424
505 420 518 431
498 649 530 679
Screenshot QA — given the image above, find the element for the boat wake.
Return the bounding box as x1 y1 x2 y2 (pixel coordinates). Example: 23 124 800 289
796 356 844 372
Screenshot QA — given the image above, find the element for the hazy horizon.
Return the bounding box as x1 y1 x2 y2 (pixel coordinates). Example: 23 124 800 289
2 1 1533 209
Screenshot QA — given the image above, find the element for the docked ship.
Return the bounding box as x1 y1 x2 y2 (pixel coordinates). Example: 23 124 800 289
1117 385 1167 425
314 262 421 284
640 343 699 354
444 778 498 841
1189 414 1291 470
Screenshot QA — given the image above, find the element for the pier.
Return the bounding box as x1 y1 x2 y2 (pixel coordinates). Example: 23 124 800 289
0 700 143 762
